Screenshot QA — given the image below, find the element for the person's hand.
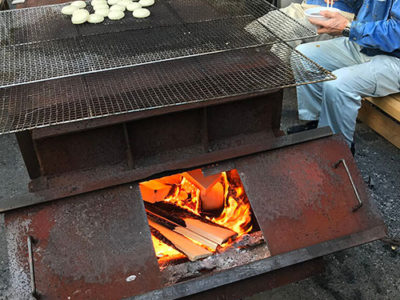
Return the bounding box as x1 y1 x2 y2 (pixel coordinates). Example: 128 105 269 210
324 0 336 5
309 11 349 36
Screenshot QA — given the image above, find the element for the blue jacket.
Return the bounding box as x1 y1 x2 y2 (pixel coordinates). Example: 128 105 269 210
350 0 400 58
306 0 358 13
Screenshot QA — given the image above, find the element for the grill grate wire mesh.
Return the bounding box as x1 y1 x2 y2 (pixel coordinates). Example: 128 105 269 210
0 0 335 134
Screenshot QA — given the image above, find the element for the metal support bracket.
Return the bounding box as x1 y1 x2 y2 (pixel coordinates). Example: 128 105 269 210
334 159 363 212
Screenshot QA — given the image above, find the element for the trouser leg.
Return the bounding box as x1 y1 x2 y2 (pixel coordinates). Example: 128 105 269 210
293 38 368 121
319 55 400 145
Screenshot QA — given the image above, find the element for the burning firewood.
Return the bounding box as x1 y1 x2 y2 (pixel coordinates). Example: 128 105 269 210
139 180 172 203
145 202 237 245
156 174 183 185
183 218 236 245
183 169 225 211
147 211 219 250
148 219 212 261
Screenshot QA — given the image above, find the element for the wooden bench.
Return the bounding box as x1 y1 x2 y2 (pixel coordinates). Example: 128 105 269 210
358 94 400 148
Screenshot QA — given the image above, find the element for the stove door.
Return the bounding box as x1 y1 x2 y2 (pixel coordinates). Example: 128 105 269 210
235 134 386 255
3 185 163 300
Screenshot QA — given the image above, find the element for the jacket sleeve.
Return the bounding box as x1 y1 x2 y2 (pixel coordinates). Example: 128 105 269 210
350 1 400 53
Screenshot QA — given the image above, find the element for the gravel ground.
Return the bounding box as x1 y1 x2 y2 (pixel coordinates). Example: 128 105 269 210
0 88 399 299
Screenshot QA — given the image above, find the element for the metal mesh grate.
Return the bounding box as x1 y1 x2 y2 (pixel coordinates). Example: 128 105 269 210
0 0 332 135
0 0 316 88
0 44 335 134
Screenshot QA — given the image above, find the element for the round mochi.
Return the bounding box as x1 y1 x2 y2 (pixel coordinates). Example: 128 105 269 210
118 0 131 7
110 4 125 11
93 3 109 10
108 10 125 20
138 0 154 7
132 7 150 18
71 0 86 8
107 0 119 5
92 0 106 4
126 2 141 11
61 5 79 15
87 14 104 23
95 7 109 16
71 9 90 24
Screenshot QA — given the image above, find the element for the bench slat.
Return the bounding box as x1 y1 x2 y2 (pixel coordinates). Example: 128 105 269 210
364 95 400 121
358 100 400 149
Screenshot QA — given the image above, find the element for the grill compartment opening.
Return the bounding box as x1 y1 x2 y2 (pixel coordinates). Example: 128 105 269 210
139 168 269 283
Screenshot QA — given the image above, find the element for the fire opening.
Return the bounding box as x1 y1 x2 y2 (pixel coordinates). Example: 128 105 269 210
140 169 263 268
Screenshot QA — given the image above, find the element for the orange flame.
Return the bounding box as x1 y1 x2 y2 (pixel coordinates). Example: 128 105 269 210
163 177 201 215
151 235 185 263
162 169 252 236
209 172 253 235
149 169 253 264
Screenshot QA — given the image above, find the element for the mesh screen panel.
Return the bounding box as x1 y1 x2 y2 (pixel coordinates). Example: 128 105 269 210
0 44 334 134
0 0 334 134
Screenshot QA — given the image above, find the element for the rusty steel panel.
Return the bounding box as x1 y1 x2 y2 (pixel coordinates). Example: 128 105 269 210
1 128 333 213
134 225 385 300
180 258 325 300
4 184 162 299
206 91 282 144
35 124 127 176
236 135 385 256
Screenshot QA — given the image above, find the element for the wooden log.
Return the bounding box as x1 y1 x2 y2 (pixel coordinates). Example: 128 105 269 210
184 169 221 190
184 169 224 211
139 180 171 203
156 174 183 185
146 202 237 245
147 211 218 250
174 227 219 251
183 218 237 245
148 219 212 261
145 202 186 227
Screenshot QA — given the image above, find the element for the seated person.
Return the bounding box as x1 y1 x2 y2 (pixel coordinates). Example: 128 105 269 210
289 0 400 155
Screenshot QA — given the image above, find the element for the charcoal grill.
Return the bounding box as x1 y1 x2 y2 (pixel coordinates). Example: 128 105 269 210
0 0 386 299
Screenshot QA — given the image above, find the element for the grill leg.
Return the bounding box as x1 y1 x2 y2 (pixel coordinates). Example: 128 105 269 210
15 131 41 179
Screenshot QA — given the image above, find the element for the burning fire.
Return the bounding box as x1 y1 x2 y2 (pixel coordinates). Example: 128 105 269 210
164 170 253 236
151 235 185 263
164 177 201 216
210 172 253 235
148 169 253 265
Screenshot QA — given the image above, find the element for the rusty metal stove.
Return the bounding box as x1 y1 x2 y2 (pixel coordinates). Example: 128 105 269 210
0 0 386 299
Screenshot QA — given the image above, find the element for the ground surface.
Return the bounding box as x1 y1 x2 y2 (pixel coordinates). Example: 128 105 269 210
0 88 399 299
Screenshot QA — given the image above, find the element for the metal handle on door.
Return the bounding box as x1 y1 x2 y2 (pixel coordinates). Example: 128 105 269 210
27 236 40 299
334 159 363 212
